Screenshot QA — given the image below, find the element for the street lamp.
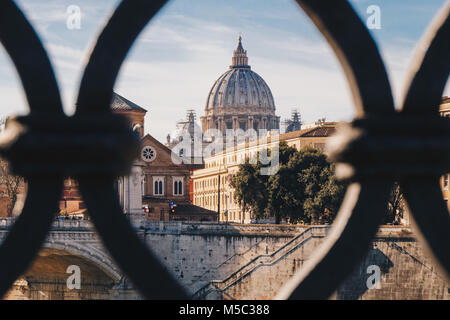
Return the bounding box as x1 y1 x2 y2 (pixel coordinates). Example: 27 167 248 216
225 194 229 224
217 164 226 223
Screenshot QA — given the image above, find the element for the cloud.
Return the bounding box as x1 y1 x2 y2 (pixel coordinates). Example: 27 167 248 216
1 0 448 143
0 84 30 117
46 43 85 60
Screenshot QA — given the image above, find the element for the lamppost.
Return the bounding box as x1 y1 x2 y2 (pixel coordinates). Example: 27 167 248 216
225 194 229 224
217 169 221 223
217 164 226 223
217 173 220 222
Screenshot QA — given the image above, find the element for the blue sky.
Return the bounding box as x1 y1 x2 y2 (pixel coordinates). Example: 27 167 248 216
0 0 448 142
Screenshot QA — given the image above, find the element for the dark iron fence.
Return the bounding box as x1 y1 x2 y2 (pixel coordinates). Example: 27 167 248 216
0 0 448 300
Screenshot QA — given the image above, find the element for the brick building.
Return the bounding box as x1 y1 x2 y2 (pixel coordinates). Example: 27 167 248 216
59 92 216 222
140 133 216 221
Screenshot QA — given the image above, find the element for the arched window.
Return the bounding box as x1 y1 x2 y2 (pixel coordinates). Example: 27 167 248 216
173 177 184 196
153 176 164 196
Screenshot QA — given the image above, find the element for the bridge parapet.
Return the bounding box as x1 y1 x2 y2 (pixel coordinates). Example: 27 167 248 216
0 218 93 231
141 220 313 237
0 217 144 231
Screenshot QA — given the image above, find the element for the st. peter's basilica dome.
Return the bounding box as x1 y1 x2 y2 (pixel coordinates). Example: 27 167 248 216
201 37 279 134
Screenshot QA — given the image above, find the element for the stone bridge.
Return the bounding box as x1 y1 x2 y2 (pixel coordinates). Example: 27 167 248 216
0 219 448 300
0 219 128 299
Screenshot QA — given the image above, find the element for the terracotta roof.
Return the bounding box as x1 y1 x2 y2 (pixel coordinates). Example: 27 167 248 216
280 125 336 140
111 92 147 113
301 126 336 137
280 128 314 140
211 124 337 157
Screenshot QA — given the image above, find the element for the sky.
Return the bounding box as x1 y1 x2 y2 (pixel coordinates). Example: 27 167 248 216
0 0 448 142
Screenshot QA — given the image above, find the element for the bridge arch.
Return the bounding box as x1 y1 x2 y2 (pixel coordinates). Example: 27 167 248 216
42 241 122 282
4 242 132 300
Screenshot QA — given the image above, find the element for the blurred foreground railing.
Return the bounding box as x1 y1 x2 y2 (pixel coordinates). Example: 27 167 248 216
0 0 448 300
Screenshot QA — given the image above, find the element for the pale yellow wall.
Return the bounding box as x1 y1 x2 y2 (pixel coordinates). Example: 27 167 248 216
192 130 334 223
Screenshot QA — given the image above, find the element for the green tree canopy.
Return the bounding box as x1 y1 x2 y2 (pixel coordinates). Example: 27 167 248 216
229 141 296 222
231 142 346 224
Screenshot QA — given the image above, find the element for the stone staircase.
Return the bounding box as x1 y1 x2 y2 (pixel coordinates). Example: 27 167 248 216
192 226 329 299
190 237 268 292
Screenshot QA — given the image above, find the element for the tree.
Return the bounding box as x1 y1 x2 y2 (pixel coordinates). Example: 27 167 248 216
229 160 267 222
230 141 297 222
265 162 303 223
302 164 346 224
0 158 24 217
231 142 346 224
267 147 346 224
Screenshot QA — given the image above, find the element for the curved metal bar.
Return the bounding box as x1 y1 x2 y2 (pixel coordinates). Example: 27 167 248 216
276 0 396 299
0 1 65 298
77 177 188 299
0 0 446 301
0 0 63 115
75 0 168 115
399 4 450 279
74 0 187 298
0 178 63 297
401 2 450 115
402 179 450 279
293 0 395 117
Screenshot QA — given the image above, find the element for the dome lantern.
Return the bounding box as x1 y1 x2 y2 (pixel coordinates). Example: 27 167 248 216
231 36 250 69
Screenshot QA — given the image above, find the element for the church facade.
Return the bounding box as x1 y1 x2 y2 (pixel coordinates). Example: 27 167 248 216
59 92 216 222
113 93 216 222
